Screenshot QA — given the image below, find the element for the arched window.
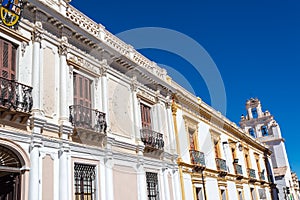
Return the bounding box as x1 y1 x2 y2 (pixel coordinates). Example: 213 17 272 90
261 126 269 136
0 145 22 199
251 108 258 118
249 128 256 138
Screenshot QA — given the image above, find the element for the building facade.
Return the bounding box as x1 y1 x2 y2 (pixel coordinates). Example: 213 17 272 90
240 98 297 200
0 0 278 200
171 83 274 200
0 0 180 199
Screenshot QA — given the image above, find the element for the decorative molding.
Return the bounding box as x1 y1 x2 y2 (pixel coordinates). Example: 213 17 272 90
67 55 99 77
32 21 44 43
58 36 69 56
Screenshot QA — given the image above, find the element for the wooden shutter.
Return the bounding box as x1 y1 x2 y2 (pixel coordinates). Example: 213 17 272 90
73 73 91 108
189 131 196 150
0 38 16 80
140 103 151 129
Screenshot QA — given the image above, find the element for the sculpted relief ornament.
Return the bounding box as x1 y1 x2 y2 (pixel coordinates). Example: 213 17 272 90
32 21 44 43
58 36 69 56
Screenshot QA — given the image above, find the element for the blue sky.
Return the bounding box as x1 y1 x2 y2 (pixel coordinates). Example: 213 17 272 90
70 0 300 175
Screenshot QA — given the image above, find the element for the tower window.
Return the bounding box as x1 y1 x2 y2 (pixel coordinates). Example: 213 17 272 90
249 128 256 138
251 107 258 118
261 126 268 136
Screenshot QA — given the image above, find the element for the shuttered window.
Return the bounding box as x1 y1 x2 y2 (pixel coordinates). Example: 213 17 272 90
0 38 16 80
73 73 91 108
140 103 151 129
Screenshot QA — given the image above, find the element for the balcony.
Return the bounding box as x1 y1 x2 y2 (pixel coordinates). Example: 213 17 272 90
0 77 33 125
234 164 243 179
69 105 107 145
259 171 266 181
140 128 164 154
190 150 205 171
215 158 227 176
247 168 256 181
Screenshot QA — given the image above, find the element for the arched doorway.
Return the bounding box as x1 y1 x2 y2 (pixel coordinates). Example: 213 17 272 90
0 145 22 200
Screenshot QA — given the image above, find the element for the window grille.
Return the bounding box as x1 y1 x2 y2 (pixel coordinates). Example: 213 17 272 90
74 163 96 200
146 172 159 200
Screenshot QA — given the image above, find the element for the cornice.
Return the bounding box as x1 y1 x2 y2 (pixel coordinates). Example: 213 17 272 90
0 24 30 43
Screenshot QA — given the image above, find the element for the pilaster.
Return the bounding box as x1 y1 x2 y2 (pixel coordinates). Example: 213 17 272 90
104 134 114 200
28 116 45 200
131 75 141 141
31 21 44 114
100 59 109 128
136 144 147 200
58 36 70 123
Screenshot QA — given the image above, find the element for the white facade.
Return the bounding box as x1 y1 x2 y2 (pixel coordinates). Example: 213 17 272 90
0 0 180 199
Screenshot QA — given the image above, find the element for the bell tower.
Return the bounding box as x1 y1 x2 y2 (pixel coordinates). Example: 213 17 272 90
240 98 295 200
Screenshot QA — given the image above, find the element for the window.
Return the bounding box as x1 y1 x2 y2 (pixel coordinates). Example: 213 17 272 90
249 128 256 138
220 189 227 200
146 172 159 200
251 107 258 118
261 126 268 136
0 37 16 80
196 187 204 200
250 188 257 200
238 191 243 200
244 150 251 169
74 163 96 200
140 103 152 129
189 129 196 151
73 73 92 108
214 140 220 158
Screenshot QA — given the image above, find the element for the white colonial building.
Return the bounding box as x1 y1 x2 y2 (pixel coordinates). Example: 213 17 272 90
240 98 298 200
0 0 180 199
0 0 277 200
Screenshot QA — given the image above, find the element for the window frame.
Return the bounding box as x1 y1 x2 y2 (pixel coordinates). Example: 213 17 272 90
145 171 160 200
73 163 97 200
0 37 17 80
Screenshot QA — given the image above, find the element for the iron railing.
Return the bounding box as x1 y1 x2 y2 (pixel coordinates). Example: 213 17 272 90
140 128 164 150
259 171 265 181
215 158 227 172
69 105 107 133
0 77 32 113
247 168 256 179
234 164 243 176
190 150 205 166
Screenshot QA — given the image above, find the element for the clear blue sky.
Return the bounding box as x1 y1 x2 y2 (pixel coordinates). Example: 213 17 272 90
71 0 300 175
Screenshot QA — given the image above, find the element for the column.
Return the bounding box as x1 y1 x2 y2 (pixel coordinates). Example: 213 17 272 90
100 59 109 127
28 118 45 200
166 98 175 153
163 169 170 200
137 146 147 200
59 125 72 200
58 36 69 122
59 142 70 200
31 22 43 113
105 136 114 200
131 76 141 140
173 169 182 200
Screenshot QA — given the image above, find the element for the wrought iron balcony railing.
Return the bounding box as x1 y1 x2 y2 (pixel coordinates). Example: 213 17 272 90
69 105 107 133
215 158 227 172
0 77 32 113
247 168 256 179
234 164 243 176
140 128 164 150
190 150 205 166
259 171 265 181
